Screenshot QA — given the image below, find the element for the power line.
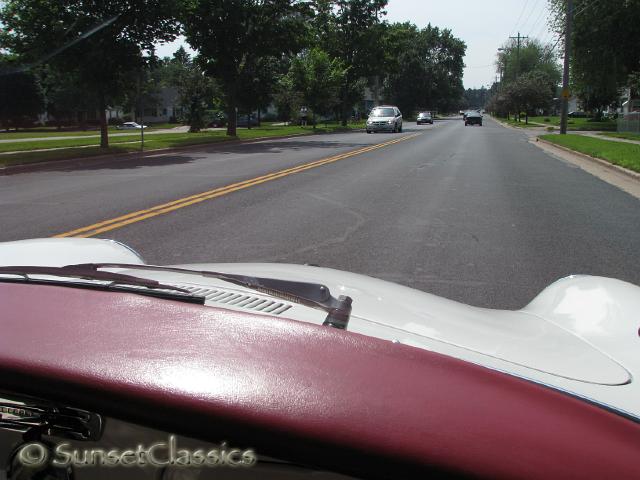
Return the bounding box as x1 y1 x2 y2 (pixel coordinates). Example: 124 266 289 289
520 0 541 33
527 1 547 32
528 3 550 39
574 0 599 18
510 0 530 37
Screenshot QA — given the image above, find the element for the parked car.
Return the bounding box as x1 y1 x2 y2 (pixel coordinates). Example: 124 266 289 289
465 111 483 126
416 111 433 125
115 121 147 130
366 106 403 133
1 238 640 479
207 115 227 128
568 111 588 118
236 114 259 127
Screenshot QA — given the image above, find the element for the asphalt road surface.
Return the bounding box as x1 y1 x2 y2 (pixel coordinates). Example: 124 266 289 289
1 117 639 309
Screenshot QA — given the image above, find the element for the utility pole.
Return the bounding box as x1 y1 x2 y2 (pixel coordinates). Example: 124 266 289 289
509 32 528 121
509 32 529 79
560 0 573 135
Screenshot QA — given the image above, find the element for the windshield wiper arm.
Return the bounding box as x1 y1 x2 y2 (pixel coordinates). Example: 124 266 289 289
0 265 205 304
70 263 353 329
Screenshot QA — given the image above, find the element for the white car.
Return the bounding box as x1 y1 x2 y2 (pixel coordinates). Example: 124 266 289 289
116 121 147 130
1 238 639 423
366 106 403 133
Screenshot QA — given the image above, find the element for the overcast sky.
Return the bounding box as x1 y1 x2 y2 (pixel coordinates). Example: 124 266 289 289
156 0 555 90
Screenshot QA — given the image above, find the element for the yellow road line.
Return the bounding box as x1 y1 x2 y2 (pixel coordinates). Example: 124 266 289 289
53 133 421 238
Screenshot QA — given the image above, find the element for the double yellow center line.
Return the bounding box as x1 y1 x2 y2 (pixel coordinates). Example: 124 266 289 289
53 133 421 238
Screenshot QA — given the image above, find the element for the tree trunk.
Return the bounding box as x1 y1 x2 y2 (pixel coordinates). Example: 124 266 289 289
247 113 251 130
99 93 108 148
257 109 261 127
341 102 348 127
226 98 237 137
312 112 316 130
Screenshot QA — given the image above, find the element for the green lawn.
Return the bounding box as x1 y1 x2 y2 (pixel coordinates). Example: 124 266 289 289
0 124 181 139
0 123 361 167
599 132 640 142
528 116 617 131
496 117 541 129
540 134 640 173
0 134 145 153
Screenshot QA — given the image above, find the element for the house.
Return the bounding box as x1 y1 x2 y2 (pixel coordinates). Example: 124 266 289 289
139 87 181 123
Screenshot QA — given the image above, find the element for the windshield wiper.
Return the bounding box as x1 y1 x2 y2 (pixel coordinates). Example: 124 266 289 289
0 265 205 305
69 263 353 329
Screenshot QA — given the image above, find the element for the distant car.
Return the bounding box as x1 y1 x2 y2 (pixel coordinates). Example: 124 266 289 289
568 111 588 118
416 111 433 125
366 105 403 133
115 122 147 130
465 111 483 126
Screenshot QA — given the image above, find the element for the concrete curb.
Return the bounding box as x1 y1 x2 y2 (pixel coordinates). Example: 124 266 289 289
0 128 358 175
535 137 640 181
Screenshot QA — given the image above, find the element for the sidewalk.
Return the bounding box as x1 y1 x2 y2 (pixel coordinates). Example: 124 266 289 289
572 131 640 146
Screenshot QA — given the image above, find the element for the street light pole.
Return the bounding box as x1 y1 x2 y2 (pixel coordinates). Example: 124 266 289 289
560 0 574 135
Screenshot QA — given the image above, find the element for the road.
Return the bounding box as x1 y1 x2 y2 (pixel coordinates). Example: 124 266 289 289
1 117 639 309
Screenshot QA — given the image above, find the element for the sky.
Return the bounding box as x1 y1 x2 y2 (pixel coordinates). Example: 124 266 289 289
155 0 555 90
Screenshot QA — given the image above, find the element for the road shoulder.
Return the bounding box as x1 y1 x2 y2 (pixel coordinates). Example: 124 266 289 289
532 137 640 200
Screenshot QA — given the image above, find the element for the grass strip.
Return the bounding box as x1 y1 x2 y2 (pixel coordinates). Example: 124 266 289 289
540 134 640 173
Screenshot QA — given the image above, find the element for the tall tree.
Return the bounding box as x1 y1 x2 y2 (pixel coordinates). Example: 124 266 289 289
548 0 640 111
182 0 309 136
314 0 388 125
0 0 181 147
0 56 44 130
237 56 287 128
381 22 466 116
496 39 560 86
288 48 345 128
492 38 561 119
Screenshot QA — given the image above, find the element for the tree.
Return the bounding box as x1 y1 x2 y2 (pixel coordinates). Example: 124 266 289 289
314 0 388 125
463 87 489 110
0 57 44 130
548 0 640 111
504 71 555 123
0 0 181 147
496 39 560 86
273 74 302 124
288 48 345 128
236 56 287 129
491 38 561 120
182 0 309 136
380 22 466 116
178 66 215 132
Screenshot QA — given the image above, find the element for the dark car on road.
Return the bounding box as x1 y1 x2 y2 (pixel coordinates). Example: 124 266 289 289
416 111 433 125
465 111 483 126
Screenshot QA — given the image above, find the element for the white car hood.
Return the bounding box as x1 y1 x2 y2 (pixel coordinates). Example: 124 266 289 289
1 238 639 419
